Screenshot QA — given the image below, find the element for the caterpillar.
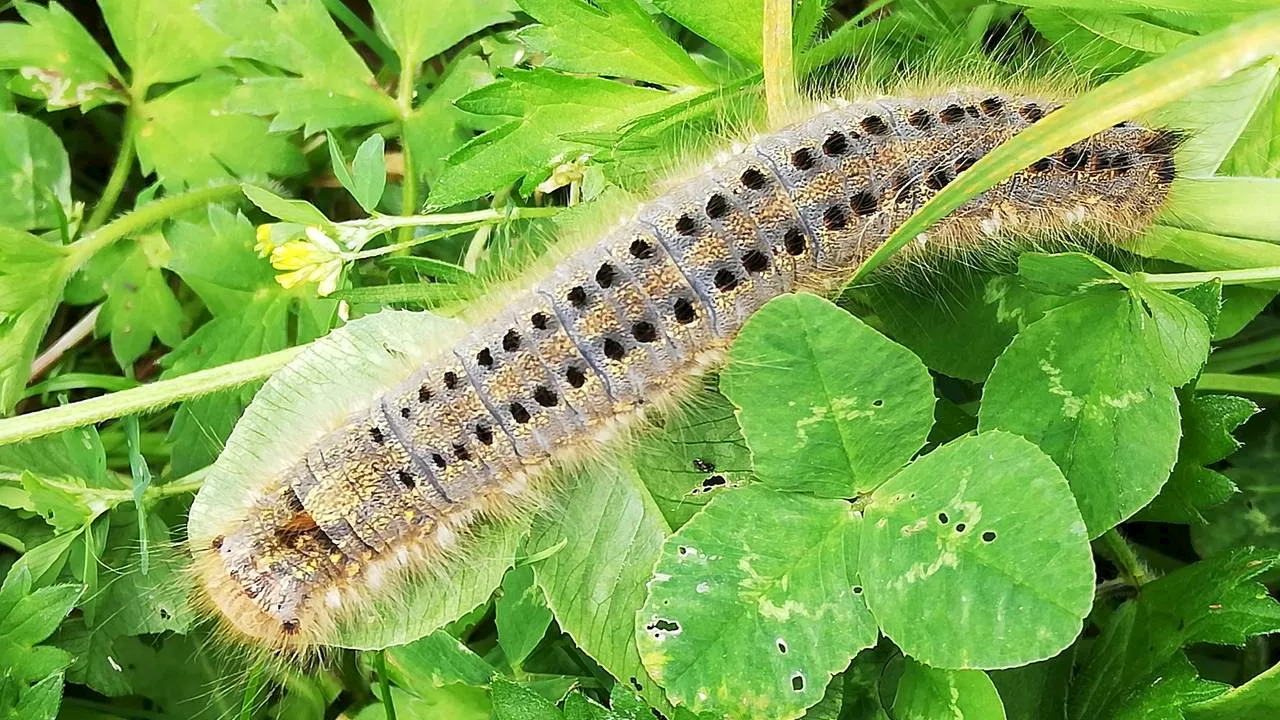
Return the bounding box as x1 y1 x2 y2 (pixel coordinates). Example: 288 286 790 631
187 87 1179 649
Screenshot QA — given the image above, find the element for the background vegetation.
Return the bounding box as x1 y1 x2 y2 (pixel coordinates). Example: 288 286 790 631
3 0 1280 718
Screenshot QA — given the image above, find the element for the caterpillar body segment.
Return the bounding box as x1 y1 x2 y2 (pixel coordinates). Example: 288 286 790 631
190 89 1180 647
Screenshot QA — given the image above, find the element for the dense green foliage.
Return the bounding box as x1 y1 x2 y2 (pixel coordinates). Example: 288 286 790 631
3 0 1280 718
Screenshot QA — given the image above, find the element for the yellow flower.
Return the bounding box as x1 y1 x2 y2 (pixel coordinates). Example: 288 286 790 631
253 223 275 257
269 227 344 296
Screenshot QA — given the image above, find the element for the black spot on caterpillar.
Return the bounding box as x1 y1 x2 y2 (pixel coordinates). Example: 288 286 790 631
189 89 1179 647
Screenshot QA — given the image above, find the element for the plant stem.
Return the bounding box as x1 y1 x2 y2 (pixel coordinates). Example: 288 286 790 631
1206 335 1280 374
763 0 798 124
375 652 397 720
84 107 141 232
1099 530 1153 588
0 346 303 446
1136 266 1280 289
28 304 102 381
318 0 398 71
1198 372 1280 396
350 224 480 260
68 183 244 268
397 59 419 248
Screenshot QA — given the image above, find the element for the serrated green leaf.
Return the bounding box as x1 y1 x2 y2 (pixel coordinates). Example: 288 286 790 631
563 692 613 720
403 55 496 185
200 0 399 134
1069 549 1280 720
496 565 553 667
1141 393 1256 524
429 68 680 207
978 291 1183 537
1 669 62 720
863 431 1093 669
1109 653 1228 720
98 0 230 90
0 113 71 231
135 73 307 188
517 0 711 87
1188 657 1280 720
0 567 80 685
721 293 935 497
0 1 126 111
633 388 752 529
638 484 876 720
1192 423 1280 557
891 659 1006 720
653 0 763 65
526 462 673 714
89 238 184 371
491 676 562 720
370 0 517 70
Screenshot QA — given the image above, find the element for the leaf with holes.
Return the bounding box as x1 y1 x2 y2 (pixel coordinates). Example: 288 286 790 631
721 293 935 497
633 388 752 529
638 484 876 720
861 431 1094 669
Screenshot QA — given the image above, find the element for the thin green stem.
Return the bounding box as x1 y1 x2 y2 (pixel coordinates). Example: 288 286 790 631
1198 373 1280 396
1136 266 1280 289
349 224 481 260
0 346 303 446
376 652 397 720
318 0 398 71
1206 336 1280 374
69 183 244 268
397 61 419 247
84 107 141 232
1099 530 1153 588
763 0 797 124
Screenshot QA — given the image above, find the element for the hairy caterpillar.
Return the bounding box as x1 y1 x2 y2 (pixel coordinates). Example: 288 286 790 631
187 87 1179 649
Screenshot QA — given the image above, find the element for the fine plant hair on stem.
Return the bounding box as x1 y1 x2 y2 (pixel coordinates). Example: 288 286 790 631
186 66 1185 654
